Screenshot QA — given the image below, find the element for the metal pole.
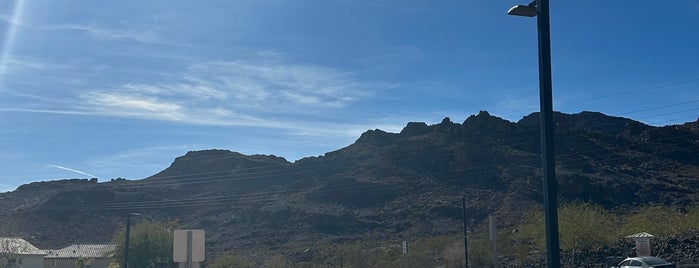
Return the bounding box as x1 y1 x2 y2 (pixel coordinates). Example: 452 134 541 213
462 197 468 268
402 240 407 268
536 0 561 266
123 213 132 268
186 231 193 268
489 215 498 268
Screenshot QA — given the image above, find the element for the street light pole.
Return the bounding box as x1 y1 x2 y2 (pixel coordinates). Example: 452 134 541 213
508 0 560 267
535 1 561 267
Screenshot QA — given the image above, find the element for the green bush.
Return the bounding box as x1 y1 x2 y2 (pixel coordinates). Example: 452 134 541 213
622 206 687 237
111 220 176 268
208 254 254 268
513 203 618 264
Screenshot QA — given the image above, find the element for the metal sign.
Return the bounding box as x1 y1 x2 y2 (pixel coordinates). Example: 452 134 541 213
174 229 205 263
635 238 651 257
402 241 407 255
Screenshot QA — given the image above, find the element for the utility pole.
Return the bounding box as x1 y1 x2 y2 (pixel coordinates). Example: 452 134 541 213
123 212 139 268
489 215 498 268
462 197 469 268
123 213 132 268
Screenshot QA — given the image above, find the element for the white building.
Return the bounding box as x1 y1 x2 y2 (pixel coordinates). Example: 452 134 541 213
43 244 115 268
0 237 46 268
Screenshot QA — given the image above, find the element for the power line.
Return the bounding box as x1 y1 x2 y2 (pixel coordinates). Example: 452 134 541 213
55 122 698 211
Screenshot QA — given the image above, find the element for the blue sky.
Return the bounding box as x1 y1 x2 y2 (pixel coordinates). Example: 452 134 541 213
1 0 698 192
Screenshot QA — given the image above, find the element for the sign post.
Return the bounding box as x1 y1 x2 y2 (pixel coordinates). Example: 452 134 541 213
402 240 407 268
626 232 654 257
174 229 205 268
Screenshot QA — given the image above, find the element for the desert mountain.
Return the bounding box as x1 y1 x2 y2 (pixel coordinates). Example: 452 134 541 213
0 111 697 254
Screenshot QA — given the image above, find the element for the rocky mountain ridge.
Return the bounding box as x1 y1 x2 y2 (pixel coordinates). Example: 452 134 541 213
0 111 696 256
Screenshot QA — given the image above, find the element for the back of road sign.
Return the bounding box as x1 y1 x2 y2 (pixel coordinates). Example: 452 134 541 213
174 229 205 263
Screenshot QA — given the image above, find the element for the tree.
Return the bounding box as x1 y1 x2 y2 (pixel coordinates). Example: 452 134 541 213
75 257 93 268
111 220 175 268
558 203 616 264
622 205 693 256
623 206 687 237
515 203 617 265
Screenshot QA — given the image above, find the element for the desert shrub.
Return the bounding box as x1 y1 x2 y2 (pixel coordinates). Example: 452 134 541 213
622 206 687 237
513 203 618 264
111 220 176 268
208 253 254 268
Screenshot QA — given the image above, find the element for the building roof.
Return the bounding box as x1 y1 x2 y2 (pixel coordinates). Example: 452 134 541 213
0 237 46 255
44 244 116 259
626 232 655 238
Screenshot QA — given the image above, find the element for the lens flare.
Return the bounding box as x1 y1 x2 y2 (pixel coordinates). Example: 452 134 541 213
0 0 26 67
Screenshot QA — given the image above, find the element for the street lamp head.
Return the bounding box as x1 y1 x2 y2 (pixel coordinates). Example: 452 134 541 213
508 0 538 17
507 5 537 17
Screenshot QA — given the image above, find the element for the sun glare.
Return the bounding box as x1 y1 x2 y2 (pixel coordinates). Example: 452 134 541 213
0 0 26 68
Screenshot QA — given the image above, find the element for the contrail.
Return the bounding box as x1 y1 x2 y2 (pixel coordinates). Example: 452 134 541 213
50 164 97 178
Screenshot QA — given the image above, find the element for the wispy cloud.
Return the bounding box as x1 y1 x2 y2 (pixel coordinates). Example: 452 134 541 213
0 58 53 75
0 57 105 80
49 24 161 44
81 91 270 126
86 145 198 179
0 0 26 27
184 61 374 108
0 108 89 115
330 0 431 13
491 88 539 121
77 59 384 129
2 56 395 137
50 164 97 178
0 13 21 26
0 183 14 193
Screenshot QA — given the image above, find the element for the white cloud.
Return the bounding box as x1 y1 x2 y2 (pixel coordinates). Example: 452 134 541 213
86 145 199 179
330 0 430 13
80 90 282 128
0 0 26 27
49 164 97 178
256 50 283 60
122 83 228 100
2 56 395 137
185 61 373 108
76 59 382 128
0 58 51 74
85 92 181 113
0 107 89 115
0 13 21 26
0 57 106 83
49 24 160 44
476 85 540 121
0 183 15 193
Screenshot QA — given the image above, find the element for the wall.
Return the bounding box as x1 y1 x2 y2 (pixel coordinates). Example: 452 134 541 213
43 258 111 268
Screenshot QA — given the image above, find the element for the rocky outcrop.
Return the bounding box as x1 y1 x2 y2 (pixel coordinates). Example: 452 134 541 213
0 111 697 254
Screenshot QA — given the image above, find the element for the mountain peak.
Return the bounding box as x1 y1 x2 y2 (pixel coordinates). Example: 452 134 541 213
148 149 288 180
399 122 431 136
463 110 513 133
355 129 397 146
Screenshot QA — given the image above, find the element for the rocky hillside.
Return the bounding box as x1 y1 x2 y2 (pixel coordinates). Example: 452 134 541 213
0 111 697 256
